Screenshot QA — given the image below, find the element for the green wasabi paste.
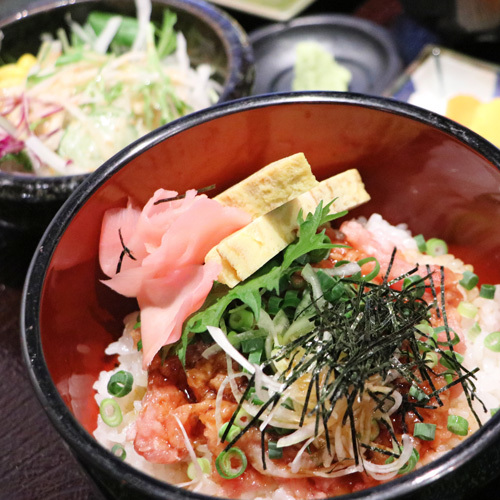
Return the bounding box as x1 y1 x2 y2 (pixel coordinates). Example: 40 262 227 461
292 40 352 92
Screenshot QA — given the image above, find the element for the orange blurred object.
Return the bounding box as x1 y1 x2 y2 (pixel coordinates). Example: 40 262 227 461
446 95 500 148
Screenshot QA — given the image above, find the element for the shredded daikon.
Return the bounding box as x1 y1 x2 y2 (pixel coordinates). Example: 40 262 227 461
321 261 361 277
93 15 122 54
173 415 203 481
301 263 326 310
132 0 152 52
277 422 317 448
362 434 414 481
290 437 315 473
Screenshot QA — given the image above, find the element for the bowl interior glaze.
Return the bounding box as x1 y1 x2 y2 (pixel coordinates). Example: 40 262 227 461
23 94 500 500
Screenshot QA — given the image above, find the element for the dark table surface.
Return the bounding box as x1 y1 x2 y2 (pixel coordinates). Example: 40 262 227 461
2 1 500 499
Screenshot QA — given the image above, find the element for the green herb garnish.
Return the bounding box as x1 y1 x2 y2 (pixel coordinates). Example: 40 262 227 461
179 201 346 363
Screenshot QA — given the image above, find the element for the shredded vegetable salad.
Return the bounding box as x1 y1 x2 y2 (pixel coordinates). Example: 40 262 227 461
0 0 221 176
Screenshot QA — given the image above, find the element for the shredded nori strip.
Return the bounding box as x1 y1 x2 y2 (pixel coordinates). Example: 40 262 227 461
222 258 485 466
116 227 137 274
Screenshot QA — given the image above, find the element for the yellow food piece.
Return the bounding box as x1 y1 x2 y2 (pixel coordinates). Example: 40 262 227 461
0 53 37 88
446 95 480 127
215 153 319 219
206 169 370 288
18 53 37 69
446 94 500 148
469 99 500 148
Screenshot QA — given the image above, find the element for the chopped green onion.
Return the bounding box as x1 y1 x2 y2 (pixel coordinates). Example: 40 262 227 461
403 275 425 298
459 271 479 290
233 408 251 428
308 234 332 263
317 270 346 302
248 349 263 364
425 238 448 257
424 351 438 368
444 373 454 385
491 408 499 416
398 447 420 474
268 441 283 459
55 50 84 67
357 256 380 282
432 326 460 346
111 443 126 461
229 309 254 332
417 340 431 354
56 27 71 52
156 10 178 58
416 321 434 337
409 385 429 403
413 422 436 441
227 331 241 348
468 322 481 340
187 457 211 479
87 11 143 47
484 331 500 352
294 254 310 266
334 259 351 267
267 295 283 316
100 398 123 427
137 339 142 351
414 234 427 253
439 350 464 369
219 423 241 443
447 415 469 436
133 319 141 330
283 289 301 309
241 337 265 354
107 370 134 397
245 387 264 406
104 82 124 105
281 397 294 410
215 448 247 479
327 283 346 303
480 284 496 299
457 301 478 319
370 418 380 441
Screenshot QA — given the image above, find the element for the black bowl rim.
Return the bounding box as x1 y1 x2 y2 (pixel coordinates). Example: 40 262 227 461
21 91 500 500
0 0 254 186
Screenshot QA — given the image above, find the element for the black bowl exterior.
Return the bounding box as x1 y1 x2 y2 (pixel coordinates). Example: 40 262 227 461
0 0 254 233
22 92 500 500
0 173 86 233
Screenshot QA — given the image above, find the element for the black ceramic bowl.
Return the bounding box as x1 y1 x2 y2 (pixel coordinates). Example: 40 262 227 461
0 0 254 235
22 92 500 499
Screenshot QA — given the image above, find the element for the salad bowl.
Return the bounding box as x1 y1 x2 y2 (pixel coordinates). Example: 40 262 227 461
0 0 254 236
22 92 500 499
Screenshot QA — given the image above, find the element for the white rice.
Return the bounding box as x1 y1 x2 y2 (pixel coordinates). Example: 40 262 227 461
463 287 500 411
93 313 187 484
93 214 500 496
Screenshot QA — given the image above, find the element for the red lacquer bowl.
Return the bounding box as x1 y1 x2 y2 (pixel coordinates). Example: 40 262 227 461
22 93 500 499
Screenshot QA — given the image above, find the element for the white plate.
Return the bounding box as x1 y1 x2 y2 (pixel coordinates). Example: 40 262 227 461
387 45 500 115
208 0 317 22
